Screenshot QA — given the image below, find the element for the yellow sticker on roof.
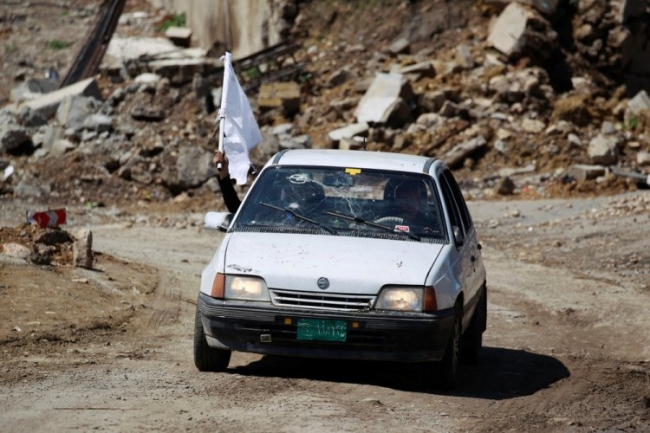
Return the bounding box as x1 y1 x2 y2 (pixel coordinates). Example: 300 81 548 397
345 168 361 175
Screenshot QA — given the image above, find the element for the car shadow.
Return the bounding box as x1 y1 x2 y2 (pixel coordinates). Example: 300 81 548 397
226 346 570 399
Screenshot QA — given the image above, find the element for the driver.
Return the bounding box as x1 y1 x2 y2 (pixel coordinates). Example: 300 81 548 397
386 180 436 232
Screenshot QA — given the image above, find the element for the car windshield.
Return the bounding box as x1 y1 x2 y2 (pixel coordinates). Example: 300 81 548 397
232 165 448 243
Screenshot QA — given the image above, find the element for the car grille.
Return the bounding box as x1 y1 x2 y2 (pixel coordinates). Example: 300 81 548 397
270 289 375 312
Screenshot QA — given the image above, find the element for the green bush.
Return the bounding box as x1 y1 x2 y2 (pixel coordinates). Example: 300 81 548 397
49 39 71 50
159 12 186 32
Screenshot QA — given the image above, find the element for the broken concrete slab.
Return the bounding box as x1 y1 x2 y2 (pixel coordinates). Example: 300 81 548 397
165 26 192 48
487 2 556 58
327 123 369 147
258 82 301 115
397 61 436 79
627 90 650 115
355 73 414 125
588 134 620 165
567 164 607 181
20 78 102 121
442 136 487 168
483 0 560 16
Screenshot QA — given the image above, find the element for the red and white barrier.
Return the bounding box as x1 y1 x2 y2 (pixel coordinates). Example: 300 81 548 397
26 208 67 228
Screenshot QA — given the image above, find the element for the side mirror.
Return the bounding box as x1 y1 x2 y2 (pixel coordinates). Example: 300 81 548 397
452 225 465 247
204 212 232 232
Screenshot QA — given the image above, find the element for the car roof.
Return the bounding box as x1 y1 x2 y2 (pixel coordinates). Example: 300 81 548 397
268 149 440 174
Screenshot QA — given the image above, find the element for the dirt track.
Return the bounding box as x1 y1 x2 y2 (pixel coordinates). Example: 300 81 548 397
1 192 649 432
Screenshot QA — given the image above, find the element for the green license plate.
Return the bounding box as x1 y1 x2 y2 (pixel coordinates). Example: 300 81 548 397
297 318 347 342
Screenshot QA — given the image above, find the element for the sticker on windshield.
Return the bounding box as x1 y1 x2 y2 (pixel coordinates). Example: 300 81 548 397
345 168 361 176
394 225 410 232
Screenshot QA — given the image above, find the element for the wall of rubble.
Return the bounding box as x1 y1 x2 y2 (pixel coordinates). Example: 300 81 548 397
148 0 296 58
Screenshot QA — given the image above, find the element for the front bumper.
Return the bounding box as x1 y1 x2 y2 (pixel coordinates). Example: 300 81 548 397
197 292 456 363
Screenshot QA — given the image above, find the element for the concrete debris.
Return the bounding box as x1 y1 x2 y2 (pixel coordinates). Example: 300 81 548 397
165 26 192 48
259 82 301 115
627 90 650 115
1 0 650 206
355 73 414 125
567 164 607 181
73 228 94 269
328 123 369 147
20 78 102 121
487 3 557 59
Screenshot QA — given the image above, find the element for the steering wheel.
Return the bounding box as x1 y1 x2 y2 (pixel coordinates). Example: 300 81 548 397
373 216 404 225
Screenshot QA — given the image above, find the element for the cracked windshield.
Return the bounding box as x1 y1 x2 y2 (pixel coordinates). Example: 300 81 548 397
233 166 447 242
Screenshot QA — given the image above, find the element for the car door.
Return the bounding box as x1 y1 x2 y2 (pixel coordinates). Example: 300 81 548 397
437 170 472 311
442 170 484 323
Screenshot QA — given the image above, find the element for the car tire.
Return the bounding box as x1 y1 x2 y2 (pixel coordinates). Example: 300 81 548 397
193 307 231 372
461 286 485 365
437 309 461 390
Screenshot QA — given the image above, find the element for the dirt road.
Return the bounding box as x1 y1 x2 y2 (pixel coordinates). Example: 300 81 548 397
1 192 649 432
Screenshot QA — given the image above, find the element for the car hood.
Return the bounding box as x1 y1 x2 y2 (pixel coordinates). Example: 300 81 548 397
223 232 444 294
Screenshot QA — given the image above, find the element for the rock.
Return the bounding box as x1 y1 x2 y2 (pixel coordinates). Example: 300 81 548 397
388 36 410 55
415 113 443 128
0 124 31 154
420 90 448 113
521 118 546 133
439 101 461 118
73 228 93 269
20 77 102 120
16 106 47 128
495 176 516 195
567 164 607 181
637 151 650 166
258 82 301 116
487 3 557 59
588 134 619 165
165 26 192 48
455 44 474 69
442 136 487 168
56 95 102 130
327 69 353 87
397 61 436 80
355 73 414 126
175 146 218 190
328 123 369 147
627 90 650 115
567 133 583 147
2 243 31 259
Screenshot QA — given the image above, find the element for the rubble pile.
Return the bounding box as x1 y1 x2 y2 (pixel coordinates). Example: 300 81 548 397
1 0 650 210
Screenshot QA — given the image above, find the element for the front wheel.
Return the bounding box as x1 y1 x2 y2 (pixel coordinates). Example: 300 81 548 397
422 308 461 390
193 307 231 372
461 287 486 365
437 311 461 390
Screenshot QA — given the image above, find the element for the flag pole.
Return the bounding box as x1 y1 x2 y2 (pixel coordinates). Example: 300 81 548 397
216 52 231 172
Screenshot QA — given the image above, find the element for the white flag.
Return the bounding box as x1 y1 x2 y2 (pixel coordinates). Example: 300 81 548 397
218 51 263 185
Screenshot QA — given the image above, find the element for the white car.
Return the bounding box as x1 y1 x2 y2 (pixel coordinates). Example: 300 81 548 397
194 149 487 389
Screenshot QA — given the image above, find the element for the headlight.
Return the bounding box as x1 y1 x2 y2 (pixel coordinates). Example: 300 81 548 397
375 287 423 311
225 276 270 301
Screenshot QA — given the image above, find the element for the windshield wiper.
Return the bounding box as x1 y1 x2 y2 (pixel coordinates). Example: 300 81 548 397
260 202 337 234
323 211 421 241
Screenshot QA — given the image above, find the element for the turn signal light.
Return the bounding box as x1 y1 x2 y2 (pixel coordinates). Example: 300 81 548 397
211 273 226 299
423 286 437 312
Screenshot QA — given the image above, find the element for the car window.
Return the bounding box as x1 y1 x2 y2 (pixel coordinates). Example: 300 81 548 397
443 170 473 232
438 171 463 235
232 165 447 243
